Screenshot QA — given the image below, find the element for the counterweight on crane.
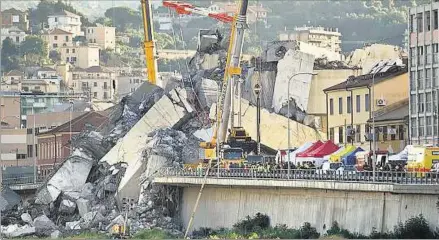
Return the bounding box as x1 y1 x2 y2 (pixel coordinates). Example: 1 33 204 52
140 0 158 85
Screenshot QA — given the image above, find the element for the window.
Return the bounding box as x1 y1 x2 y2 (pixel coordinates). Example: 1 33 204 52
427 116 433 136
418 46 424 65
27 145 33 158
411 118 417 137
411 94 417 114
398 125 404 140
54 17 58 22
419 117 425 137
104 82 108 89
66 49 69 53
53 43 58 48
427 69 432 88
435 10 439 30
71 57 77 62
329 128 334 142
435 68 439 87
347 96 352 114
410 14 415 32
427 92 432 112
93 92 97 98
35 144 38 157
382 126 388 141
410 47 416 66
72 49 76 53
417 13 423 32
355 125 361 142
135 79 140 83
419 93 425 113
426 11 431 31
17 154 26 159
338 127 344 144
65 36 69 42
12 15 19 23
66 57 69 62
338 97 343 114
15 36 20 43
418 70 424 90
104 92 108 99
54 36 58 40
365 94 370 112
27 128 33 134
435 45 439 64
426 45 432 64
93 82 97 87
130 79 132 83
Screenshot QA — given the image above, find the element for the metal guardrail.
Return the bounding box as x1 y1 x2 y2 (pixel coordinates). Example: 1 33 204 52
160 168 439 185
2 175 46 186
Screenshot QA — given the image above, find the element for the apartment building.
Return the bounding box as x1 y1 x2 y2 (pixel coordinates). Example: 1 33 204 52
1 26 27 44
85 25 116 50
0 8 29 32
47 10 82 36
60 44 100 69
0 128 28 167
42 28 74 50
280 26 342 53
0 91 22 128
408 3 439 145
324 61 408 151
70 66 117 102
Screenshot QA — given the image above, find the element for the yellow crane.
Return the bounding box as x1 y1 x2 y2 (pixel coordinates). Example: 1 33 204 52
140 0 158 85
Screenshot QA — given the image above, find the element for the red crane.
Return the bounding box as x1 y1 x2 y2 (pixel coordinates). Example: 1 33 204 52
163 1 234 23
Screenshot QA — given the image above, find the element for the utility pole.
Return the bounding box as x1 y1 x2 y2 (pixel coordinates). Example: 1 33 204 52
254 83 261 154
0 0 3 231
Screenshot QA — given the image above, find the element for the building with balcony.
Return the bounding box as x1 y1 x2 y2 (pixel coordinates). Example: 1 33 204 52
70 66 117 102
1 26 27 44
208 2 270 25
85 25 116 50
41 28 74 50
408 3 439 145
19 92 85 116
47 10 82 36
279 26 342 53
60 44 100 69
324 61 408 152
1 8 29 32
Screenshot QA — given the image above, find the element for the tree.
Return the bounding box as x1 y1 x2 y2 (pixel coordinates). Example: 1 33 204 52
104 7 142 32
1 38 20 71
20 36 48 57
49 50 61 63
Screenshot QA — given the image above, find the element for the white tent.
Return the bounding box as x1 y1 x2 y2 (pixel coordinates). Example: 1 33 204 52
279 142 313 163
388 145 413 161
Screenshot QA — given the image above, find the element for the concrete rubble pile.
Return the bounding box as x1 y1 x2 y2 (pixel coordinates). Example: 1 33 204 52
0 81 200 238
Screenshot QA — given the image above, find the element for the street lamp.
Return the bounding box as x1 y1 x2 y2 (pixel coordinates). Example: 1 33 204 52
371 63 387 182
254 83 261 155
287 72 317 178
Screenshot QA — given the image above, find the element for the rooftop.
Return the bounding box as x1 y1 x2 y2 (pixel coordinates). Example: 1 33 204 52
324 60 407 92
70 66 113 73
43 28 73 35
37 67 57 72
4 70 24 77
38 111 107 136
49 10 79 18
2 8 27 14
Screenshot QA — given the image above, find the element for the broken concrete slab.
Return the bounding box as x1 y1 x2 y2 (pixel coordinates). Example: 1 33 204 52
101 88 193 204
65 221 81 230
271 49 315 113
1 224 36 238
81 211 105 229
195 78 218 110
34 215 56 234
79 183 95 200
21 213 33 225
35 151 94 205
50 230 61 239
59 199 76 214
0 186 21 211
76 198 90 217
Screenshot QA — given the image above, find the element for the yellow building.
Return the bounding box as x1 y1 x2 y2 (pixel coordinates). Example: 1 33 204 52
324 64 408 151
42 28 74 50
60 44 100 69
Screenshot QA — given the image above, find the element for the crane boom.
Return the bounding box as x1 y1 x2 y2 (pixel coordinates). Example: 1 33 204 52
141 0 158 85
217 0 248 144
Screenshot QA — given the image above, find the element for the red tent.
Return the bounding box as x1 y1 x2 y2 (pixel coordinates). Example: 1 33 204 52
304 140 339 157
296 141 323 157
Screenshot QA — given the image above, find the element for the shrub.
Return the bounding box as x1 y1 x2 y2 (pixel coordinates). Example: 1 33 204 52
132 228 173 239
393 214 435 239
299 222 320 239
233 213 270 235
